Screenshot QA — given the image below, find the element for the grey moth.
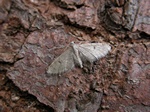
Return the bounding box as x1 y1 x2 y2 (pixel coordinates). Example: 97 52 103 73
47 42 111 75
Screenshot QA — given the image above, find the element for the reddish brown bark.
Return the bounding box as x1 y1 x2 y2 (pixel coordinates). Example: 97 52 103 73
0 0 149 112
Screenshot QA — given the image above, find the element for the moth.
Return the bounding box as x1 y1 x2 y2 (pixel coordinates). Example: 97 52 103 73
47 42 111 75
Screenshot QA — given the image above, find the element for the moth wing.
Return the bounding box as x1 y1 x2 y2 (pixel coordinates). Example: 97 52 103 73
47 48 75 75
78 43 111 62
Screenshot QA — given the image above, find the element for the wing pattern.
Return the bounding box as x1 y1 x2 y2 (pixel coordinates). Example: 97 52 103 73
78 43 111 63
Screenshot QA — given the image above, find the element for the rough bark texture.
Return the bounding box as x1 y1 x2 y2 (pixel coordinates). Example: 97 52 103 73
0 0 149 112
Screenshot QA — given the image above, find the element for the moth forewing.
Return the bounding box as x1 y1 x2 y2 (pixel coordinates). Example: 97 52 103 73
47 48 75 75
95 43 111 57
78 43 111 63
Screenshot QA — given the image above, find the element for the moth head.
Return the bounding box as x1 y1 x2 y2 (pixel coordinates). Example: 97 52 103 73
70 41 75 46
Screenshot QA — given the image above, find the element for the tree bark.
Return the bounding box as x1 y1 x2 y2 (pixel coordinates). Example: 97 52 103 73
0 0 149 112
